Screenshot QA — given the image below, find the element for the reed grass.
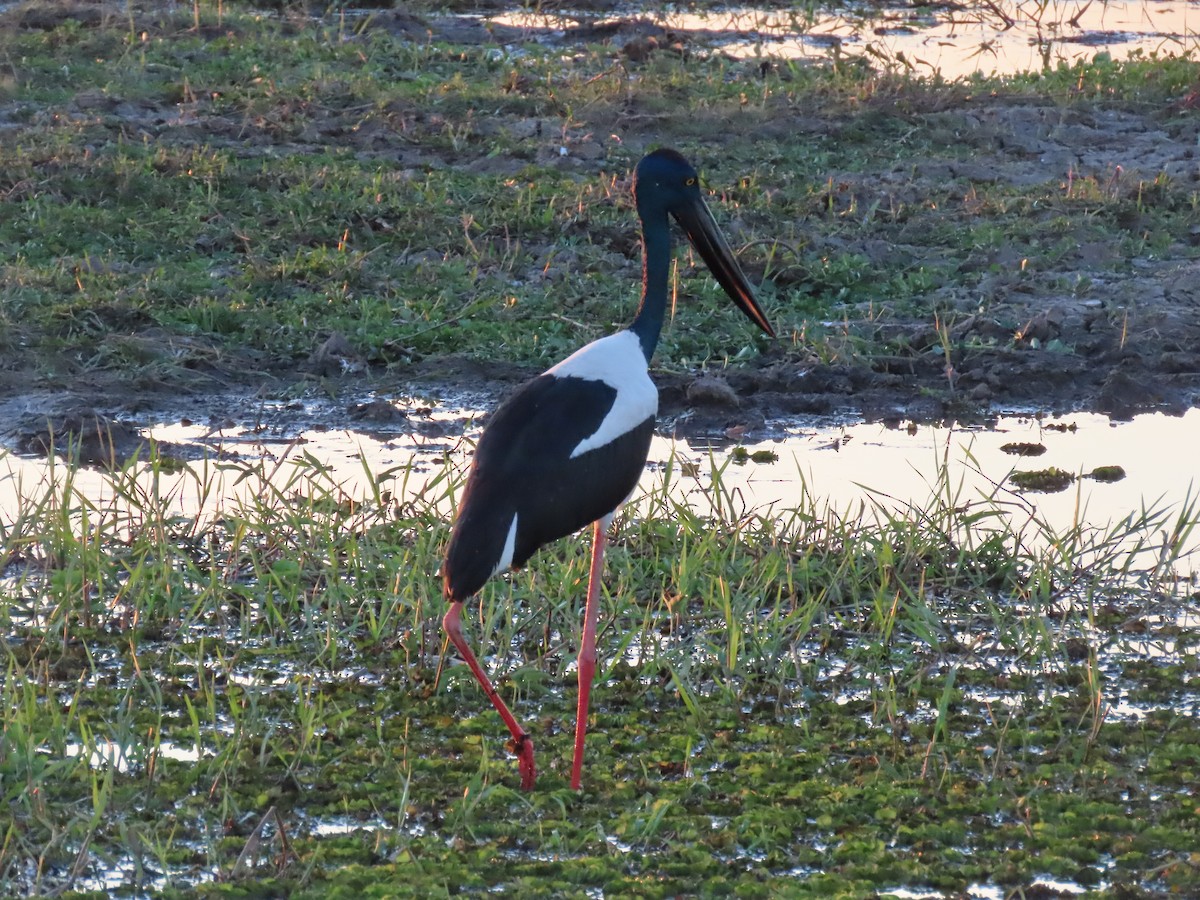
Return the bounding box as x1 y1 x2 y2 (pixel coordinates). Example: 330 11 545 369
1 439 1196 897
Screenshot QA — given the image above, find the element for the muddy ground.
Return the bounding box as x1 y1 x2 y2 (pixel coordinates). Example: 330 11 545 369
5 7 1200 462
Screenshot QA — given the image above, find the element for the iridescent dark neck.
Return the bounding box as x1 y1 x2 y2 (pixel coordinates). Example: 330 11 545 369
628 205 670 362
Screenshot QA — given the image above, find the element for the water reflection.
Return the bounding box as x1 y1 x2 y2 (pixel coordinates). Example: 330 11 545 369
2 406 1196 565
675 409 1200 557
489 1 1200 78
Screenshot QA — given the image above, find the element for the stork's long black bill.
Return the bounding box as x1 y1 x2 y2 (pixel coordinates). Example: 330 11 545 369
673 196 775 338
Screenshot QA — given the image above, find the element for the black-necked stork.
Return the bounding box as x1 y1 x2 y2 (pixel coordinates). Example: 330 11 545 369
442 148 775 791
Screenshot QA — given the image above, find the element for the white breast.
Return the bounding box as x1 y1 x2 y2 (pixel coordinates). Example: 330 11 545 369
549 330 658 459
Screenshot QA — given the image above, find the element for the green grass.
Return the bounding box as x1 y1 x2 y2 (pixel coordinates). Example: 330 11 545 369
1 3 1198 385
1 440 1198 897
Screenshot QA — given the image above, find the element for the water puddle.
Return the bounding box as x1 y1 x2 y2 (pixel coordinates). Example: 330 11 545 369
61 737 202 774
488 1 1200 78
4 403 1197 561
684 408 1200 562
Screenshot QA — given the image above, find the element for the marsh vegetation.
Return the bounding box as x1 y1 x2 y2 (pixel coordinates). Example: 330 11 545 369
1 1 1199 896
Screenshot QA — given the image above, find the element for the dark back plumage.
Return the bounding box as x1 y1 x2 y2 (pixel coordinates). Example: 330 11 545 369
444 374 654 601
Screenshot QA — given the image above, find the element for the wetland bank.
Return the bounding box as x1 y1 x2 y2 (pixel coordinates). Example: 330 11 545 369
2 1 1200 897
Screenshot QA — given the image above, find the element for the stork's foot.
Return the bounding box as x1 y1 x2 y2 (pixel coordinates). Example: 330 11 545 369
508 733 537 791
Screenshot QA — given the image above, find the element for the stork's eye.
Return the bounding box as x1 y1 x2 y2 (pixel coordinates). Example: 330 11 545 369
685 177 696 186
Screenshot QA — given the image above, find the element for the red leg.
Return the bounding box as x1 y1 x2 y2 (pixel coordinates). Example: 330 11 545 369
572 520 606 791
443 601 536 791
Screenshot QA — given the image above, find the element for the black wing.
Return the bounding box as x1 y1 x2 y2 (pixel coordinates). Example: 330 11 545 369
444 374 655 601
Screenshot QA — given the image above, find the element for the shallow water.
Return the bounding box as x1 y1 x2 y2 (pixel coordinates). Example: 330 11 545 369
678 408 1200 559
490 0 1200 78
4 402 1195 565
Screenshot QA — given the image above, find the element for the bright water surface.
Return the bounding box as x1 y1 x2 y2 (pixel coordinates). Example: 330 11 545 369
491 0 1200 78
5 402 1196 566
